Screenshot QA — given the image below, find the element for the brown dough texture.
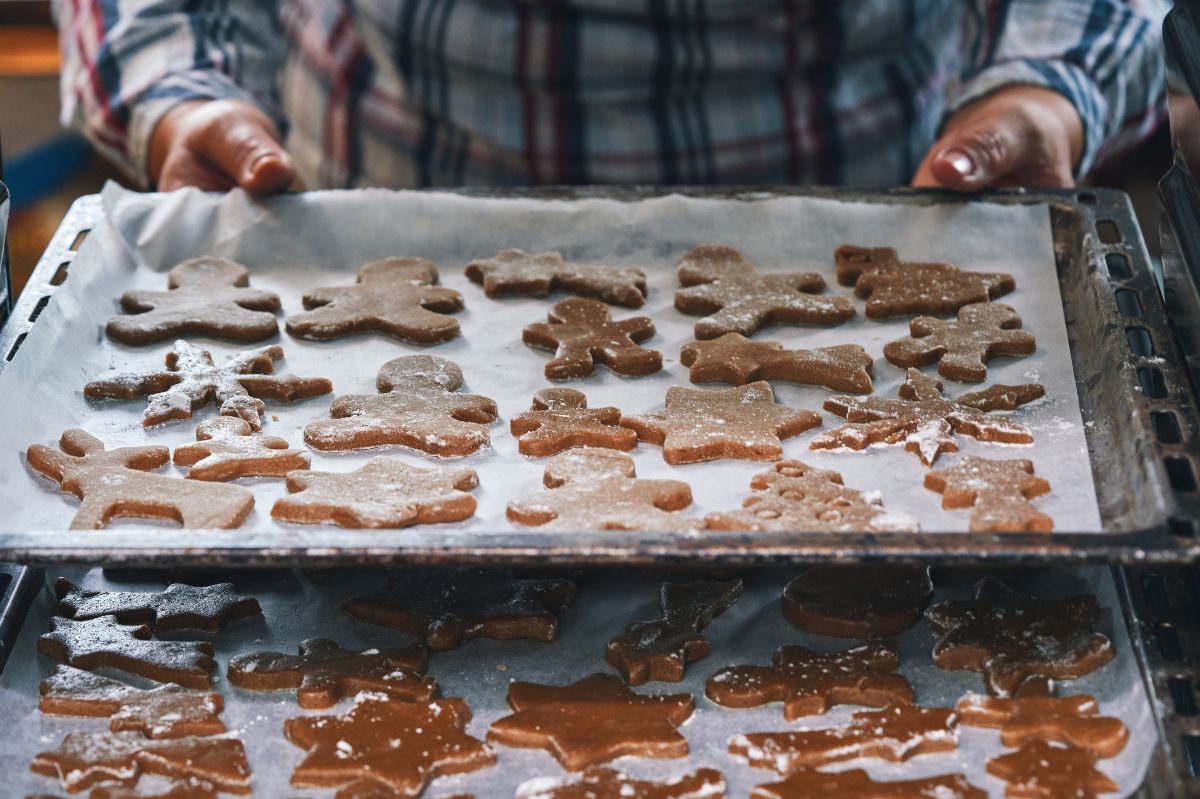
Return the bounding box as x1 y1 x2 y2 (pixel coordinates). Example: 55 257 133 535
106 256 280 345
516 768 726 799
38 616 215 689
39 665 225 738
835 245 1016 319
510 388 637 456
987 740 1118 799
523 298 662 379
729 704 958 772
488 672 695 771
750 769 986 799
780 564 934 638
84 340 332 430
28 429 254 530
343 568 576 651
31 732 251 794
272 456 479 528
466 248 648 307
606 579 743 685
956 693 1129 758
680 333 873 393
88 781 219 799
173 416 310 481
925 578 1115 697
304 355 498 455
704 460 918 533
285 693 495 797
227 638 434 708
884 302 1036 382
675 244 855 338
286 257 464 343
55 577 262 633
811 368 1044 466
706 642 913 719
623 382 820 465
925 456 1053 532
506 448 701 532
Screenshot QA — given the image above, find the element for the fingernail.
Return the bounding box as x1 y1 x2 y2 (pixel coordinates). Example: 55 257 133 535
944 149 975 177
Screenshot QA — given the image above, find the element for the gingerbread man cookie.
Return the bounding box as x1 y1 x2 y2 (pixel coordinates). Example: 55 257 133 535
675 244 855 338
466 248 648 307
623 383 820 464
517 768 726 799
835 245 1016 319
39 616 216 688
84 340 332 429
286 257 464 344
706 643 913 719
811 368 1044 466
956 693 1129 758
704 460 919 533
28 429 254 529
987 741 1117 799
925 456 1053 532
750 769 985 799
106 256 280 345
506 448 701 531
510 388 637 456
304 355 498 455
884 303 1036 381
680 334 873 393
780 565 933 638
523 298 662 379
55 578 261 633
173 417 310 481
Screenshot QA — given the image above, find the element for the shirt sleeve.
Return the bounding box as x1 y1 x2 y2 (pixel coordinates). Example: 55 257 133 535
54 0 285 185
947 0 1169 176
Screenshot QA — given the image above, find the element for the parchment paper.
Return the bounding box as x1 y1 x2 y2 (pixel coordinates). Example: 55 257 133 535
0 183 1101 535
0 566 1156 797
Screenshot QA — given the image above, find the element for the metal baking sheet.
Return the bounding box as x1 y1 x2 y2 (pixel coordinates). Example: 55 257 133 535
0 566 1160 797
0 185 1196 567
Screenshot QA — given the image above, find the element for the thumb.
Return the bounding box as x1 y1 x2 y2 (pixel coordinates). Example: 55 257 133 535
197 112 296 194
925 119 1021 192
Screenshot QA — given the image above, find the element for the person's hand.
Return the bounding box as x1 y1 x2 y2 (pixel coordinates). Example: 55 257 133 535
147 99 297 193
912 85 1084 191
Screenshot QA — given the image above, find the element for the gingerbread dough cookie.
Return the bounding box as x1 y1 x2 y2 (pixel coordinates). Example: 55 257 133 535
510 388 637 456
517 768 726 799
704 460 919 533
228 638 434 709
751 769 985 799
729 704 958 772
173 417 309 481
56 578 261 633
272 457 479 528
606 579 743 685
524 298 662 379
304 355 498 455
39 616 215 688
706 643 913 719
466 248 648 307
506 448 701 532
835 245 1016 319
675 244 855 338
957 694 1128 758
106 256 280 345
623 383 820 464
780 565 934 638
987 741 1117 799
39 665 225 738
925 456 1053 532
84 340 332 429
32 731 251 794
884 303 1036 382
287 257 464 343
926 579 1115 697
811 368 1044 466
488 673 695 771
286 693 494 797
28 430 254 529
343 568 576 650
681 334 873 393
89 781 219 799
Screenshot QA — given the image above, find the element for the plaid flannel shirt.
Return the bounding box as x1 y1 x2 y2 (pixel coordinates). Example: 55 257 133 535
55 0 1167 189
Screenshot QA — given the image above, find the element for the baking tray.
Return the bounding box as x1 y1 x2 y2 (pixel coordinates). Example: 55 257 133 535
0 187 1198 567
